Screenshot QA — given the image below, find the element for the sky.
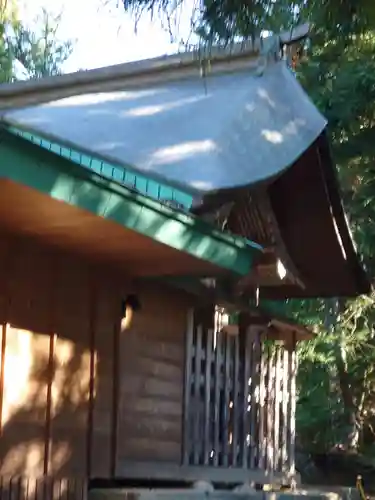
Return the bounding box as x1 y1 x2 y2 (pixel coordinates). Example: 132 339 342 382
18 0 197 72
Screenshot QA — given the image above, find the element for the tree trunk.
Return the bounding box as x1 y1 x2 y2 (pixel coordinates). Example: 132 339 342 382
335 342 359 449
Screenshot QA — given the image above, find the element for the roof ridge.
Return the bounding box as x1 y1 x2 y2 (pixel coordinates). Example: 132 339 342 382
0 23 309 112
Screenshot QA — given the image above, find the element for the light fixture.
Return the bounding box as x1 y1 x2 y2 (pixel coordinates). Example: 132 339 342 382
121 294 141 331
277 258 287 280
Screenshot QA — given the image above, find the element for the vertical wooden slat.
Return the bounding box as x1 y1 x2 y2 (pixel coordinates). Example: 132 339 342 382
241 327 250 468
193 324 203 465
232 333 240 466
10 476 22 500
274 348 279 469
220 334 231 467
213 310 222 466
274 345 282 472
18 477 25 500
266 347 275 471
0 322 7 436
110 307 121 476
53 478 63 500
87 279 97 477
44 477 54 500
249 334 260 469
22 477 31 500
44 332 56 476
289 335 297 474
35 477 45 500
203 328 213 465
0 241 11 439
60 478 69 500
258 342 267 469
220 334 232 467
1 476 9 500
282 346 289 471
182 308 194 465
67 478 76 500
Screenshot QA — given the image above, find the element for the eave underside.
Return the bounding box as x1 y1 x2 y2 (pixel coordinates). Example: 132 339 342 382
1 123 368 299
198 134 369 299
0 130 259 279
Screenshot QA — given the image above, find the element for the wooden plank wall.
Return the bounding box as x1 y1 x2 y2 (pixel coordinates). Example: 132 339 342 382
183 309 297 475
0 477 87 500
0 232 191 497
116 284 189 468
0 234 121 482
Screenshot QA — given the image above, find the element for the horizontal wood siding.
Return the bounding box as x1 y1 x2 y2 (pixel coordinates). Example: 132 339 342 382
0 231 191 493
117 283 189 466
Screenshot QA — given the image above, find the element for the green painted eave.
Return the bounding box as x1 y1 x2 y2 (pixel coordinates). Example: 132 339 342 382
0 127 262 275
7 124 194 209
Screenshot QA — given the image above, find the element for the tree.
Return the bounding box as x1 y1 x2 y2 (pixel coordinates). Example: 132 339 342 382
8 9 73 79
122 0 375 46
0 0 17 82
1 5 73 82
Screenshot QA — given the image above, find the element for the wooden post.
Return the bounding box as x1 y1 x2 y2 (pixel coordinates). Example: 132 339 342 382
249 335 259 469
182 308 194 465
222 333 231 466
231 333 239 466
213 309 222 466
193 324 203 465
266 347 275 471
203 328 213 465
258 342 267 470
273 345 282 472
281 345 289 471
241 326 250 468
289 332 297 475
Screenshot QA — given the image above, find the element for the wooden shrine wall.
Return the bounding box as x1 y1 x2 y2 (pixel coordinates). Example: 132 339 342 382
116 283 190 465
183 308 297 475
0 231 192 497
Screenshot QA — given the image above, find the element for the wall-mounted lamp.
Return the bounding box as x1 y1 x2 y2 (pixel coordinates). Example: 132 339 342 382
121 294 141 331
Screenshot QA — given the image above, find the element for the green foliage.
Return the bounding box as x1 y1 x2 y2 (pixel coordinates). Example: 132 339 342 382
0 6 73 82
9 9 73 79
292 4 375 452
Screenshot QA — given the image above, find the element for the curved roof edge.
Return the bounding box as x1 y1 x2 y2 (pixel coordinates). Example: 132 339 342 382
317 131 371 295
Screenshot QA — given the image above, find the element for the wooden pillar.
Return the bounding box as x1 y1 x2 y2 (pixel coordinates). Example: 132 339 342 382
258 325 298 477
182 308 194 465
288 332 297 475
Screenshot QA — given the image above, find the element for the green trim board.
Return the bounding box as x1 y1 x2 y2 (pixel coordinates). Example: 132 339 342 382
7 124 194 209
0 128 262 275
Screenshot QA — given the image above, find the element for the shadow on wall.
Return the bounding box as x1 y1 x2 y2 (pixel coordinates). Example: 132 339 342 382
0 229 189 500
0 234 123 499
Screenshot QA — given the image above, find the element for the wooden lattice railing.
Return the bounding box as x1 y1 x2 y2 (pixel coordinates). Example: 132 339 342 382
183 308 296 474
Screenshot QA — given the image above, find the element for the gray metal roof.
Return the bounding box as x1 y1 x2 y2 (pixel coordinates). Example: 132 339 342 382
3 60 326 196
